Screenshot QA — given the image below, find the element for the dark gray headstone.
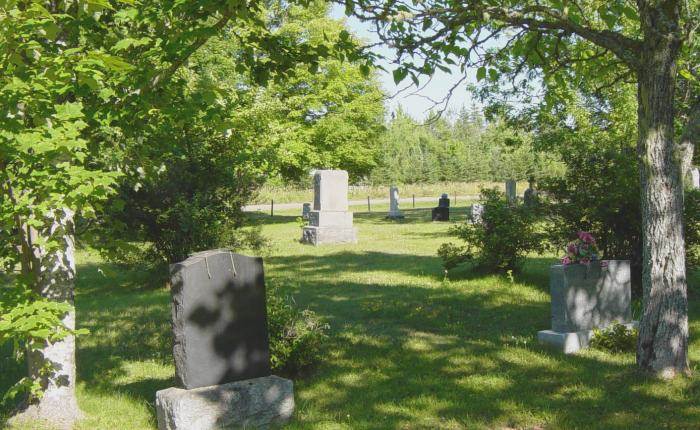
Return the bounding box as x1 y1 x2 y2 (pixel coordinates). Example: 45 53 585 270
169 250 271 389
438 193 450 208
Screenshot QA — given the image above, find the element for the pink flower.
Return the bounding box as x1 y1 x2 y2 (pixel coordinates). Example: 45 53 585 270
580 257 590 264
562 256 572 265
566 243 577 254
578 231 595 244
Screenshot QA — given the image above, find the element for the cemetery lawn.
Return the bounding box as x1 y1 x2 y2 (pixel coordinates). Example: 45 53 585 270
2 206 700 429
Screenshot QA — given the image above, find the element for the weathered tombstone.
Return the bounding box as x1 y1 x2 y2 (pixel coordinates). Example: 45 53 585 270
470 203 484 224
431 193 450 221
505 179 517 203
156 250 294 430
302 202 311 220
523 177 539 207
387 186 404 219
538 260 636 353
301 170 357 245
692 167 700 189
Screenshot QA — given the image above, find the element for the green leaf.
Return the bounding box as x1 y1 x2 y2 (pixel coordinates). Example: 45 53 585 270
392 67 408 84
476 66 486 81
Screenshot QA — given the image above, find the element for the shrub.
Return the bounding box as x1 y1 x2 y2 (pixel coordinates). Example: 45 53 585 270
439 188 546 273
266 283 329 375
685 188 700 269
589 323 638 353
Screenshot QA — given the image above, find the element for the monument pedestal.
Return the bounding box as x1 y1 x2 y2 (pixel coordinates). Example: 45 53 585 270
156 376 294 430
302 225 357 245
538 321 638 354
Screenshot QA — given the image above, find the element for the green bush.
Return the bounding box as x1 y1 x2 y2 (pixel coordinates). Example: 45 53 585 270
589 323 638 353
439 188 546 273
266 283 329 375
685 188 700 269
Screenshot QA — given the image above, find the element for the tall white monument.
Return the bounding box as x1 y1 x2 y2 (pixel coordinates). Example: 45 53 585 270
301 170 357 245
387 186 404 219
692 167 700 189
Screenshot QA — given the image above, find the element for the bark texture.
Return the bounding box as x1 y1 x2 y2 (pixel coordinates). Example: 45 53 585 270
635 1 689 377
10 209 83 429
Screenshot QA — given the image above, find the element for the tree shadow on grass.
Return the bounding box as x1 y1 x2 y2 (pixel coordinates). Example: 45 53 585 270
64 253 700 429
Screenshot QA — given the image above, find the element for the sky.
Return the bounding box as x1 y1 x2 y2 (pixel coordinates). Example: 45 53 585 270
330 6 479 121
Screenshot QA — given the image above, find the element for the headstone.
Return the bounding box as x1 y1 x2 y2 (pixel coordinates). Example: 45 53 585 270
302 202 311 220
537 260 636 353
692 168 700 189
431 193 450 221
156 250 294 430
301 170 357 245
523 178 539 207
470 203 484 224
505 179 517 203
387 186 404 219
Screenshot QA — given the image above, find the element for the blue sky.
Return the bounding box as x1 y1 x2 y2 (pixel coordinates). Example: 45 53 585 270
330 6 479 120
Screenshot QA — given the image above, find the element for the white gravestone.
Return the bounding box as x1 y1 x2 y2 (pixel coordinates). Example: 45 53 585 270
301 170 357 245
387 186 404 219
471 203 484 224
692 168 700 189
505 179 517 203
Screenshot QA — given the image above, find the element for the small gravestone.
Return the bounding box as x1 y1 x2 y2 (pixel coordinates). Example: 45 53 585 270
692 168 700 189
538 260 636 353
387 186 404 219
431 193 450 221
505 179 517 203
302 202 311 220
523 177 539 207
156 250 294 430
301 170 357 245
470 203 484 224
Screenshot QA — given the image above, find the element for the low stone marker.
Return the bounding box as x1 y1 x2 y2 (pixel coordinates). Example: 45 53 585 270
470 203 484 224
431 193 450 221
538 260 636 353
523 177 539 207
692 168 700 189
387 186 404 219
156 250 294 430
301 170 357 245
302 202 311 220
505 179 517 203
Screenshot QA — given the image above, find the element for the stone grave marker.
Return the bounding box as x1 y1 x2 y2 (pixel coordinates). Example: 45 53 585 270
301 170 357 245
431 193 450 221
156 249 294 430
387 186 404 219
538 260 636 353
302 202 311 220
505 179 517 203
692 167 699 189
471 203 484 224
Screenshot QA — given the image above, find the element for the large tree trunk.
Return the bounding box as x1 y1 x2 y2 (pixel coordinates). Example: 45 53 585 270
11 209 83 429
635 24 689 377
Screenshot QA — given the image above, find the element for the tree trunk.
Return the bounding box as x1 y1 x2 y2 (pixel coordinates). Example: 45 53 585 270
635 29 689 377
11 209 83 429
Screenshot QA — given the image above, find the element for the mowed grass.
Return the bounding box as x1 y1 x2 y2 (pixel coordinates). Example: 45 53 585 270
2 206 700 429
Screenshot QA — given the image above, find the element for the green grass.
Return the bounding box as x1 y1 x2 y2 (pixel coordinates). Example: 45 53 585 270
2 208 700 429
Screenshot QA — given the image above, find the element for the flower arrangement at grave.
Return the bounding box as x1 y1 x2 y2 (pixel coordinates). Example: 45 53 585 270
561 231 602 265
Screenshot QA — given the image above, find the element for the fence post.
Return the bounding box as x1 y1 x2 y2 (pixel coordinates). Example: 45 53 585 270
271 199 274 217
367 196 371 212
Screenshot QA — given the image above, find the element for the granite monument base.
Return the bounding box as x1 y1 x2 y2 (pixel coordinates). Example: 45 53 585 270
301 226 357 245
431 207 449 221
386 212 405 220
156 376 294 430
538 321 638 354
